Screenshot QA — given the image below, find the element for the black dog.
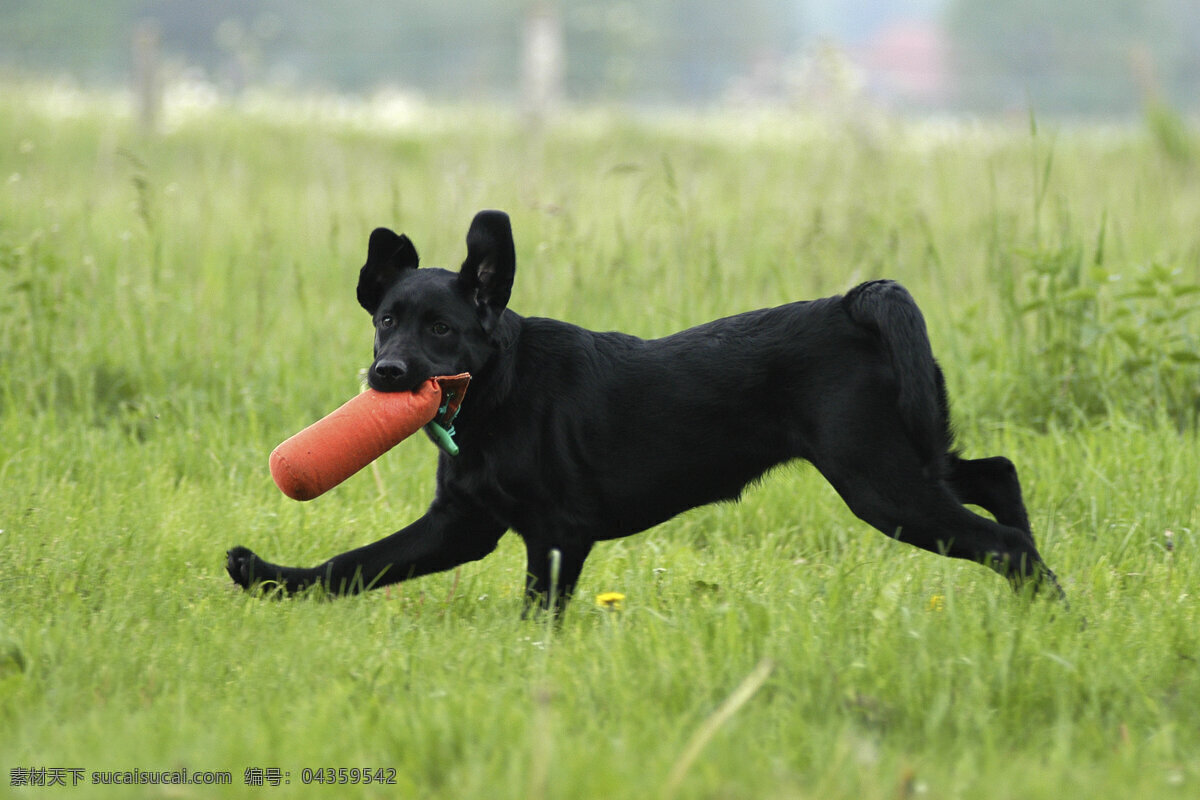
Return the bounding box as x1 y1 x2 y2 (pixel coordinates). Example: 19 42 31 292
227 210 1062 613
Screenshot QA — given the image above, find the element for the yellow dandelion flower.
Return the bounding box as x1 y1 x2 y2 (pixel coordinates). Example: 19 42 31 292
595 591 625 611
927 594 945 612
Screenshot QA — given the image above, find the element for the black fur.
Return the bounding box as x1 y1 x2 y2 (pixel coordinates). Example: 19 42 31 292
227 210 1063 614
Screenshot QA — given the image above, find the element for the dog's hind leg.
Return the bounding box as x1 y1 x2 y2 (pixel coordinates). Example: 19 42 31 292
942 454 1065 597
945 455 1032 536
811 430 1063 598
839 474 1059 595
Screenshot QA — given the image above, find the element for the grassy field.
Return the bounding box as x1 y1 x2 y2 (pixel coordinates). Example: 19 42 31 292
2 83 1198 798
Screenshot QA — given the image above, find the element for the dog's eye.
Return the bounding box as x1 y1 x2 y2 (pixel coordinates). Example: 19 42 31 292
431 322 451 336
379 315 395 329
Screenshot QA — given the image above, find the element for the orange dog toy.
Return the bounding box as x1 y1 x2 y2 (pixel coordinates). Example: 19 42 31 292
269 373 470 501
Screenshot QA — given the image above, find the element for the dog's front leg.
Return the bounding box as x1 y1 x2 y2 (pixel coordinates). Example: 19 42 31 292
521 537 593 618
226 502 505 597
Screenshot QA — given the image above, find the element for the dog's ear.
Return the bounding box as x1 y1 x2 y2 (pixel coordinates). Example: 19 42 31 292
357 227 419 314
457 210 515 333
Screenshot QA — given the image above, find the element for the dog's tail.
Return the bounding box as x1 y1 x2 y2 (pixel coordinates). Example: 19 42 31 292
843 280 952 463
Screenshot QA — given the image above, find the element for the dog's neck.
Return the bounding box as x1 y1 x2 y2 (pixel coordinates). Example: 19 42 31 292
454 310 522 430
491 309 522 353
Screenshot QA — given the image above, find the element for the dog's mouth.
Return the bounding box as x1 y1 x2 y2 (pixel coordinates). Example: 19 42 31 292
368 377 428 393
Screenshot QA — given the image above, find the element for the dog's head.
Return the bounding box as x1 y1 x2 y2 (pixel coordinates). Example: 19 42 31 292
357 210 516 392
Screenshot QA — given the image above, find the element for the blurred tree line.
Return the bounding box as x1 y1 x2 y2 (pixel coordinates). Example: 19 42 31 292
947 0 1200 113
0 0 1196 113
0 0 799 105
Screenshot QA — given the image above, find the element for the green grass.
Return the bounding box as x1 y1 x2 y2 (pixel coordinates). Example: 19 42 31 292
2 84 1198 798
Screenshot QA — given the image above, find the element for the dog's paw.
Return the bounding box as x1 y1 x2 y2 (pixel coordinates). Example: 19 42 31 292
225 546 261 590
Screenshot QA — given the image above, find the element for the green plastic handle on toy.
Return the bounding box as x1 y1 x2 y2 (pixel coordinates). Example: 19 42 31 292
425 420 459 456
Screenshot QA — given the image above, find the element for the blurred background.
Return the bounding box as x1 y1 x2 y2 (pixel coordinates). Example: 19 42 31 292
1 0 1197 119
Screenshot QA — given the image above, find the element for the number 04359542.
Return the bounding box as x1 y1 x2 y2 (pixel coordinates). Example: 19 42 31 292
300 768 397 785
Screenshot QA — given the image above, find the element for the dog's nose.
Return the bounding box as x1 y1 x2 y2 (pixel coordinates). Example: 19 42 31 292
372 359 408 386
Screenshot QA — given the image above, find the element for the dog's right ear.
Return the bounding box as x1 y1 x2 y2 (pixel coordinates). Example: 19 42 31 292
357 227 419 314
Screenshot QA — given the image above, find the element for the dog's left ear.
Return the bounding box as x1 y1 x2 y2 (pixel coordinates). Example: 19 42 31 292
357 227 419 315
458 210 515 333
